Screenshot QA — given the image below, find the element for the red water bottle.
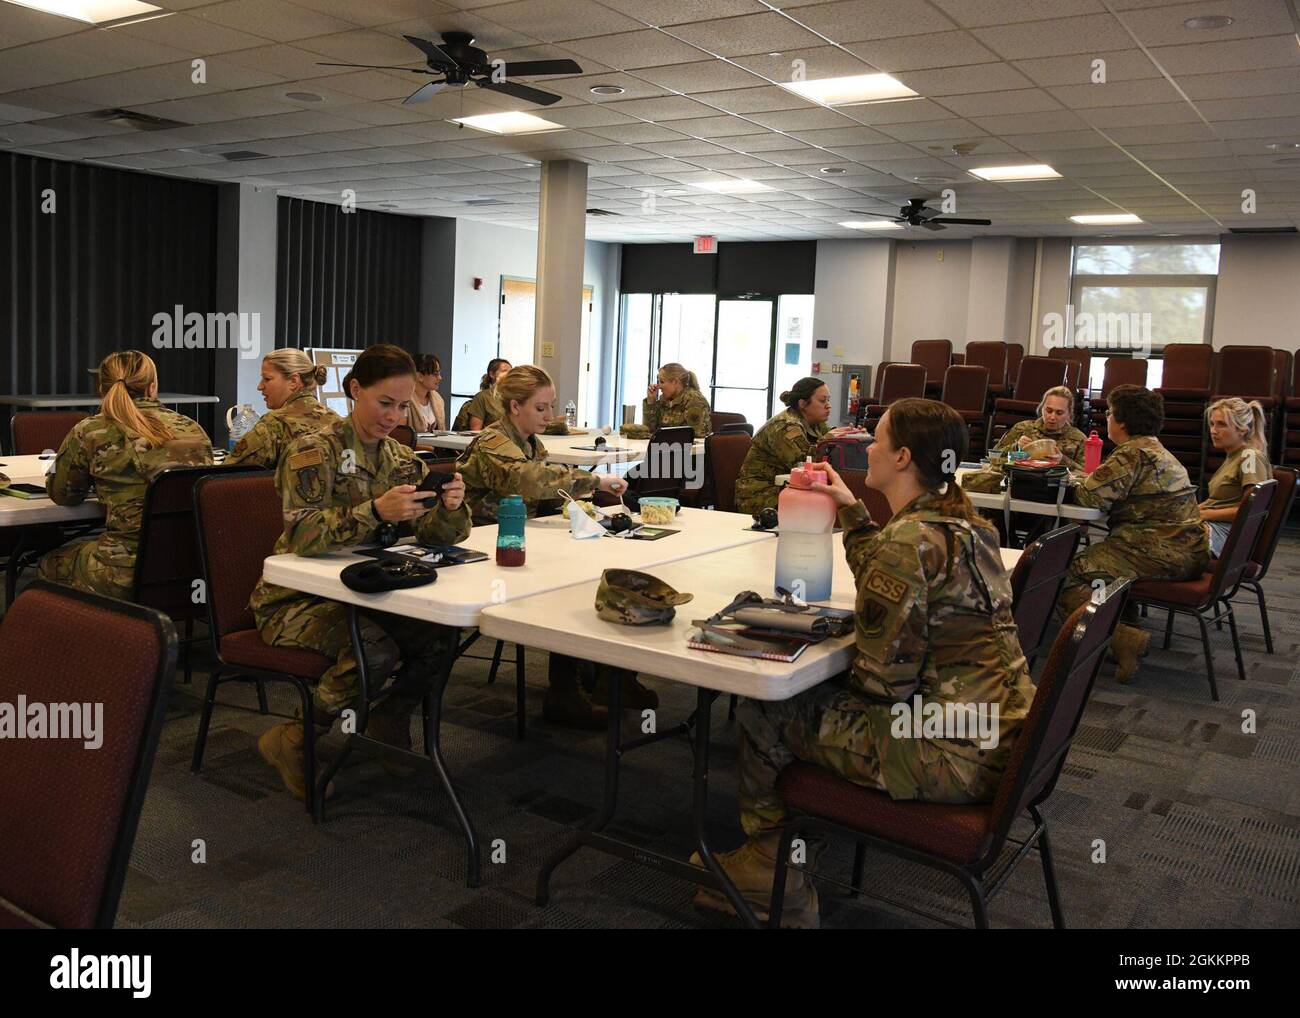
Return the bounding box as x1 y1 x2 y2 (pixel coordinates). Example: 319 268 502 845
1084 430 1103 473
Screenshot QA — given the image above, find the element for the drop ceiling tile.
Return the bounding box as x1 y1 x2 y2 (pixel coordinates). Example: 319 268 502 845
312 70 421 101
1002 129 1118 150
791 0 956 42
838 97 960 126
544 105 640 129
587 121 693 142
930 0 1106 28
630 60 768 94
1198 95 1300 121
689 85 810 114
896 62 1035 96
1102 122 1218 144
593 0 767 25
669 13 825 58
544 73 669 101
939 88 1065 117
470 0 643 42
668 116 764 138
315 102 427 126
1115 0 1296 47
829 141 931 161
192 0 355 42
686 151 778 169
557 30 707 70
1211 116 1300 139
730 46 876 82
594 94 716 120
299 30 427 64
873 119 989 142
1177 68 1300 102
1146 35 1300 76
1047 77 1184 108
969 15 1132 59
283 0 453 28
219 44 352 80
785 125 894 147
846 31 1002 72
649 138 735 157
578 144 661 161
744 106 853 131
114 13 271 54
1012 49 1163 88
970 110 1090 133
722 132 816 152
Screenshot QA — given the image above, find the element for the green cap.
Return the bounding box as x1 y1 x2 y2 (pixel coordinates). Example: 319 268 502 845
595 568 693 626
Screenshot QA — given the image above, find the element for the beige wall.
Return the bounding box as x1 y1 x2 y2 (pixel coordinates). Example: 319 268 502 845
889 239 971 357
1212 234 1300 353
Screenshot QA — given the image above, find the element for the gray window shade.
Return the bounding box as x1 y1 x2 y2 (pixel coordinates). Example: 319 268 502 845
620 241 816 295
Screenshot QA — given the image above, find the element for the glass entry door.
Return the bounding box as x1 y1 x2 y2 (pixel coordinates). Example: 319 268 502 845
712 298 775 426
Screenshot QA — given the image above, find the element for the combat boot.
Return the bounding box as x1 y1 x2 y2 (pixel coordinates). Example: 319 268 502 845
690 832 820 929
257 722 335 802
1111 624 1150 684
365 695 421 778
543 670 608 730
589 671 659 711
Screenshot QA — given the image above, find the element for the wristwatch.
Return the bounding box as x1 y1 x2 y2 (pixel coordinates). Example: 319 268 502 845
373 501 399 548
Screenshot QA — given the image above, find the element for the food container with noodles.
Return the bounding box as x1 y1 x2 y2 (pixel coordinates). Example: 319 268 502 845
637 496 679 525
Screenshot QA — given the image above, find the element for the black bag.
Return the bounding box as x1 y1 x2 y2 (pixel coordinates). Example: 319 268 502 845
1007 463 1073 504
813 434 872 471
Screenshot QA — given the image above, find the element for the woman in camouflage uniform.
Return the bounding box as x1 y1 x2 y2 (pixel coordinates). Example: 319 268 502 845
251 344 472 801
456 364 634 728
451 357 511 431
695 399 1035 928
1059 385 1210 683
734 377 837 515
643 363 712 439
993 385 1086 468
40 350 212 600
225 348 339 468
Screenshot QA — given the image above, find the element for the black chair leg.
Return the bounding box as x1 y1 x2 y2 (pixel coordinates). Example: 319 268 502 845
256 680 270 715
767 825 799 929
191 666 223 773
850 842 866 898
958 868 990 929
728 694 737 722
515 643 526 742
183 618 193 685
1223 600 1246 682
1250 582 1274 654
1033 808 1066 929
488 638 505 685
1195 612 1220 702
1212 601 1224 632
300 686 318 819
1163 607 1175 650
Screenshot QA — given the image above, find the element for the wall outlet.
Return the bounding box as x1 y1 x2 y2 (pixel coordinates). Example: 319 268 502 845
540 341 555 357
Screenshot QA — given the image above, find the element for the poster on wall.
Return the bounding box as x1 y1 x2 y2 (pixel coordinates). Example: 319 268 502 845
305 348 357 418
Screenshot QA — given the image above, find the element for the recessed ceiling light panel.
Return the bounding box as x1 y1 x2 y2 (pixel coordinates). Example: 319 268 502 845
840 220 904 231
693 179 775 194
1070 213 1143 225
969 163 1061 181
451 111 564 135
1184 15 1233 29
819 166 846 175
779 72 918 107
285 91 324 103
2 0 161 22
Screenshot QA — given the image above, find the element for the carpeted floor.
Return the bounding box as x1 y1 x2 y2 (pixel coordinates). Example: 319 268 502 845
70 525 1300 928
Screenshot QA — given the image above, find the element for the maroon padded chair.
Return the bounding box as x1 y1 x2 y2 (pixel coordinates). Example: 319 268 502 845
1011 524 1083 667
1287 359 1300 468
710 411 745 436
990 356 1068 445
1006 344 1024 390
911 340 952 398
1270 350 1293 463
1087 358 1149 437
965 342 1009 401
941 365 990 452
704 431 752 514
839 467 893 527
390 424 417 450
951 353 965 365
1158 344 1215 488
191 471 332 815
0 582 175 928
1229 466 1296 654
10 411 88 455
863 363 927 432
1132 480 1275 701
767 580 1131 929
1049 348 1091 415
1207 346 1278 479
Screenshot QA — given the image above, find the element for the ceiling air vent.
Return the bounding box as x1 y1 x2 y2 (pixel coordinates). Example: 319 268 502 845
215 150 272 162
586 208 619 217
86 108 188 131
1227 226 1298 234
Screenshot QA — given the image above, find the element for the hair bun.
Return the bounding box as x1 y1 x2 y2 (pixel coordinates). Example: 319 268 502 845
779 390 791 403
313 365 329 385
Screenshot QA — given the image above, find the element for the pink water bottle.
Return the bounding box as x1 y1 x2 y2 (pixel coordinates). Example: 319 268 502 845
776 458 838 601
1084 430 1103 473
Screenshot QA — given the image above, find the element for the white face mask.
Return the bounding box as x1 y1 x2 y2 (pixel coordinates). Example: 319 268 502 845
568 500 606 540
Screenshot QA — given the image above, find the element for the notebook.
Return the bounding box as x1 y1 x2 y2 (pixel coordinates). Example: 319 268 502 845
687 626 812 663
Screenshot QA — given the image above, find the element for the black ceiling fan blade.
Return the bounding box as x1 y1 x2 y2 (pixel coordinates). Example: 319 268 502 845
499 58 584 77
475 78 562 106
403 81 447 105
317 62 431 73
931 217 992 226
848 210 904 220
918 220 946 231
404 34 458 69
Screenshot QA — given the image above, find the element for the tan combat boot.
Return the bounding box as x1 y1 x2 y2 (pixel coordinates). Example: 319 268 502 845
365 695 421 778
1111 623 1151 685
690 833 820 929
257 722 335 801
543 670 608 730
589 672 659 711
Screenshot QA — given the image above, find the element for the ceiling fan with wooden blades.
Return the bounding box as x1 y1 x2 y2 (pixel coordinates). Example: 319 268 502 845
317 31 584 106
849 197 993 231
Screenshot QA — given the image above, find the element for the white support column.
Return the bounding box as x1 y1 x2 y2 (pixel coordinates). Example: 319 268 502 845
534 159 588 408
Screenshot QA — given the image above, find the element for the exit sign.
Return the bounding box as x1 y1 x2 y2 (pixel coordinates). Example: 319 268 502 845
693 235 716 255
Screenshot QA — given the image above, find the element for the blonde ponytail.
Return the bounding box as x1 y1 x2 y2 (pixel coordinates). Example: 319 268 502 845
97 351 172 447
659 362 700 391
1207 397 1267 454
263 348 326 390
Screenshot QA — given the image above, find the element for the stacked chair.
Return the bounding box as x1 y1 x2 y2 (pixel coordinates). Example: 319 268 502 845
1048 348 1091 427
965 342 1010 405
989 356 1068 446
941 365 990 453
1269 350 1293 464
910 340 953 399
861 363 927 433
1086 357 1149 448
1286 358 1300 472
1205 346 1276 483
1006 344 1024 396
1156 343 1214 491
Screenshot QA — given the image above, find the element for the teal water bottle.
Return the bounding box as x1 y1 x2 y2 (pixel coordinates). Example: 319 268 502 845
496 495 526 567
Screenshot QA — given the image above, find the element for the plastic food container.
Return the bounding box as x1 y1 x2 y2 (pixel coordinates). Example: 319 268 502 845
638 497 679 525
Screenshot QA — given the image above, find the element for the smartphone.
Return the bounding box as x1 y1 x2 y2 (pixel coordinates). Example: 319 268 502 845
414 471 455 503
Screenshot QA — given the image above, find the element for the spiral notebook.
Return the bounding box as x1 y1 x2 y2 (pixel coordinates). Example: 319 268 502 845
687 627 811 663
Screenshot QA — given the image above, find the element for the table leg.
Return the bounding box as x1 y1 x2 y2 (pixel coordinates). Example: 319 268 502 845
4 528 31 611
423 649 482 887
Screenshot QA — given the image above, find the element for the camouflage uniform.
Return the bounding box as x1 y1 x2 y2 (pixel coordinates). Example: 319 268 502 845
1201 446 1272 554
452 387 503 431
642 387 712 439
737 491 1034 834
249 416 472 721
734 409 829 516
225 390 339 469
1060 435 1210 621
38 399 212 600
995 418 1087 470
456 417 598 523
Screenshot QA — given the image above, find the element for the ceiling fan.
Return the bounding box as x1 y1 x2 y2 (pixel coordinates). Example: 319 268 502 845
850 197 992 231
317 31 584 106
